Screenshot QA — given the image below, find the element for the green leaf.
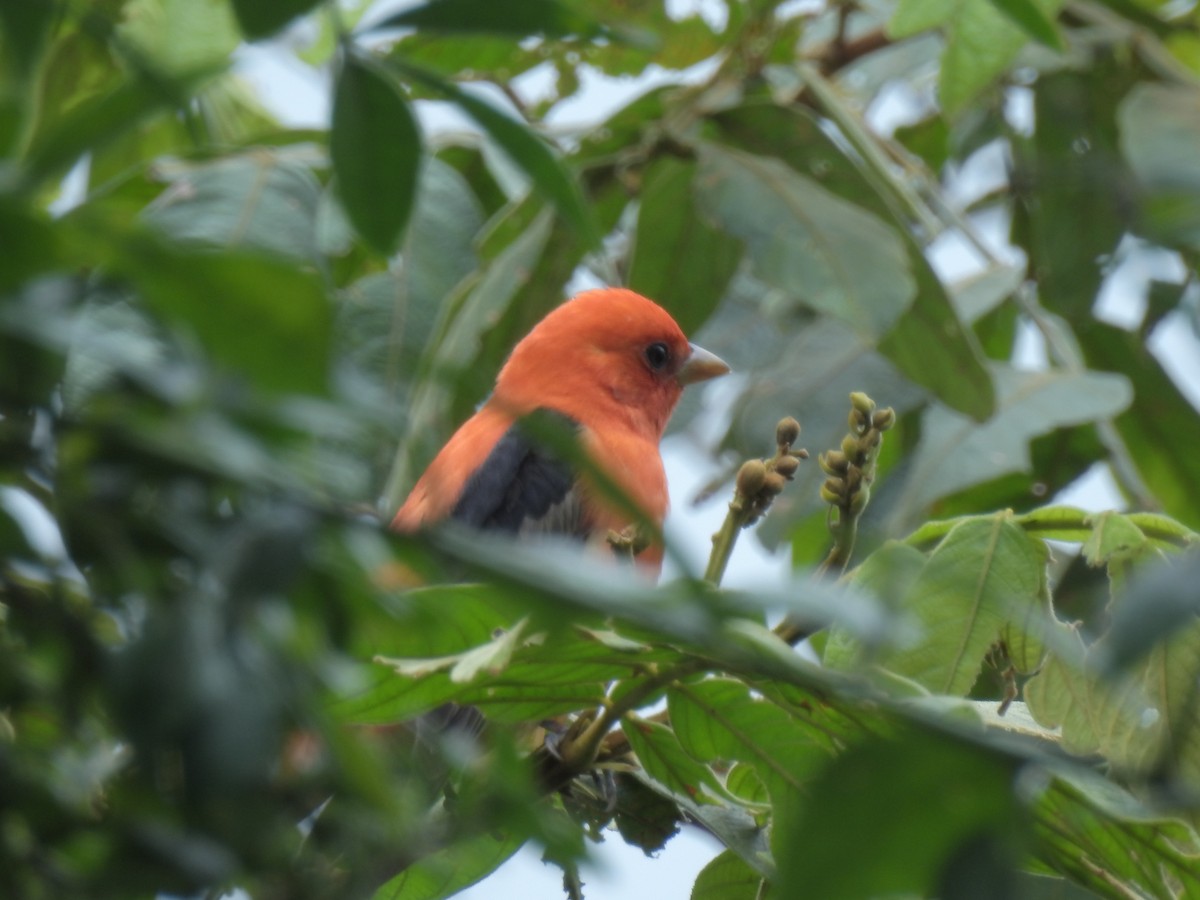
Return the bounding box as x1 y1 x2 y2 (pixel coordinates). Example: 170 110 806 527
708 103 994 419
20 65 217 191
230 0 323 40
1079 511 1151 568
335 156 485 405
1078 322 1200 527
373 830 525 900
623 717 729 805
695 143 915 339
0 201 59 293
1119 82 1200 247
367 0 612 39
383 33 545 83
332 52 422 255
888 0 956 36
668 679 827 803
118 0 242 72
891 0 1066 116
877 514 1051 696
824 541 927 670
112 232 331 395
143 153 323 263
690 849 767 900
1096 553 1200 673
1125 512 1200 548
0 0 54 81
1027 618 1200 786
339 645 619 726
723 763 769 806
893 364 1132 523
1033 773 1200 898
1011 64 1134 321
627 157 742 334
390 59 598 247
985 0 1065 49
775 727 1023 900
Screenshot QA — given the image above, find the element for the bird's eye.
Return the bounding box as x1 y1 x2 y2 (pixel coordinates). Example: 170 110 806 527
645 341 670 371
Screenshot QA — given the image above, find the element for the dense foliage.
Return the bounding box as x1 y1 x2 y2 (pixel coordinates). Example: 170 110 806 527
3 0 1200 898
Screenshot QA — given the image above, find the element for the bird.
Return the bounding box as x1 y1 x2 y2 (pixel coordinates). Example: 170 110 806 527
391 287 730 576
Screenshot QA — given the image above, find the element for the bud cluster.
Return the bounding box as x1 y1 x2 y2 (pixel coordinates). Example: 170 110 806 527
817 393 895 519
734 416 808 526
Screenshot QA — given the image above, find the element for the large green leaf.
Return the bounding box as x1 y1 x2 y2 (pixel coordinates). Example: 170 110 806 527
690 849 767 900
335 156 484 407
622 717 730 805
331 52 422 255
118 0 242 72
143 153 323 263
1077 322 1200 527
985 0 1065 49
627 157 742 335
107 231 332 395
0 0 54 82
695 143 915 339
230 0 323 40
20 64 216 191
1099 552 1200 672
1011 64 1135 322
668 679 829 804
708 103 994 419
1119 82 1200 247
823 540 927 670
891 0 1066 116
1033 773 1200 899
373 830 525 900
871 514 1051 696
891 364 1132 526
775 726 1024 899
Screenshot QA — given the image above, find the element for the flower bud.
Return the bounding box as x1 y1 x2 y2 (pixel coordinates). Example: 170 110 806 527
849 486 870 513
820 482 844 505
841 435 859 459
775 417 801 447
850 392 875 414
872 407 896 431
819 450 848 475
763 472 786 495
736 459 767 497
774 455 800 478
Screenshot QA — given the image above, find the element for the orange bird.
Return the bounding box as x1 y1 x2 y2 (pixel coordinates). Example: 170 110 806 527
392 288 730 575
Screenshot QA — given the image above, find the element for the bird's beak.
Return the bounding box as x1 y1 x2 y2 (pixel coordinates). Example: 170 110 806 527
677 343 730 386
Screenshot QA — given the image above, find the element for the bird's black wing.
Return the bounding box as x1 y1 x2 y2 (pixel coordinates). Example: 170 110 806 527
449 410 588 539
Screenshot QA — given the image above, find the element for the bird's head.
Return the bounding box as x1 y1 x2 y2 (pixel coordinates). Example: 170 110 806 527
495 288 730 439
